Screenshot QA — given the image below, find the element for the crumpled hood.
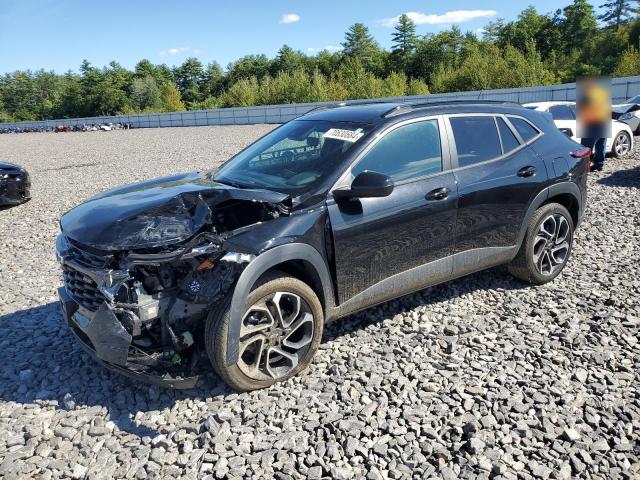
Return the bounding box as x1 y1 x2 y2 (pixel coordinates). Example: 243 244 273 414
60 171 290 250
0 161 26 173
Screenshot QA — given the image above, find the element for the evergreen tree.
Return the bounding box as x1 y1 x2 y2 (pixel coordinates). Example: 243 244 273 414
599 0 639 27
342 23 380 70
391 14 418 55
562 0 598 52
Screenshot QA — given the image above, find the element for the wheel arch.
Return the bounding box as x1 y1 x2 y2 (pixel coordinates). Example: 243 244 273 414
226 243 334 365
517 182 583 249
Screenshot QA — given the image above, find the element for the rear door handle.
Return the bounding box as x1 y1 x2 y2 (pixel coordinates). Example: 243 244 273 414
426 187 449 201
517 166 536 178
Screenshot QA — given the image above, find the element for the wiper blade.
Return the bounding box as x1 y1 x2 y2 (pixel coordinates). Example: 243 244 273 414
212 177 245 189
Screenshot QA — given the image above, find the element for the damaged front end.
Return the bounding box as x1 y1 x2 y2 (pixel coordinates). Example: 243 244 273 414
55 173 291 388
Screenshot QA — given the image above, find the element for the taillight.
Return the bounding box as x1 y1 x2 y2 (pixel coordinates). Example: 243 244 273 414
570 147 592 172
570 147 592 158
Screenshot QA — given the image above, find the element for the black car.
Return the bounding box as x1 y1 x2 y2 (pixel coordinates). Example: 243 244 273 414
0 162 31 206
56 101 589 391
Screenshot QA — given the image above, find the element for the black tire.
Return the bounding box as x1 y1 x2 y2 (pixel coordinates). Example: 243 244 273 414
205 271 324 391
508 203 573 285
611 131 632 158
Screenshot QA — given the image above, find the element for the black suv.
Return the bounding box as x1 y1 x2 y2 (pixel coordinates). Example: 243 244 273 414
56 101 589 391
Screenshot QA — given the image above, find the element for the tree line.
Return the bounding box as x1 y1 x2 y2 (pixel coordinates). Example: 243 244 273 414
1 0 640 123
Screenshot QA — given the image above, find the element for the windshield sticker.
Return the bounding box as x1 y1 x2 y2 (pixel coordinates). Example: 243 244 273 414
323 128 364 142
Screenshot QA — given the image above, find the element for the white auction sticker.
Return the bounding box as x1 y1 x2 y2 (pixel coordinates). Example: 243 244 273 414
323 128 364 142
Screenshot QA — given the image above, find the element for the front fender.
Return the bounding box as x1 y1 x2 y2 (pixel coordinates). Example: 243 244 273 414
226 243 334 365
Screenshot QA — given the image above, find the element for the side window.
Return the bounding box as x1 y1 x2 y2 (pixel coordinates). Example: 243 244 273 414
352 120 442 182
548 105 575 120
508 117 540 142
497 117 520 153
450 116 502 167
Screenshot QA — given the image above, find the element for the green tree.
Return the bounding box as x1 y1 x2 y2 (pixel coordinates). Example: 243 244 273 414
271 45 310 75
406 78 430 95
174 57 204 104
391 14 418 73
562 0 598 53
342 23 383 73
382 72 407 97
220 77 259 106
337 57 383 99
391 14 418 56
160 83 185 111
614 45 640 74
227 54 271 83
314 50 343 77
202 62 224 98
131 76 162 111
599 0 639 26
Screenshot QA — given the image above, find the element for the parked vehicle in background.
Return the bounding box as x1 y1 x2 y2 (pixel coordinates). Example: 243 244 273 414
56 100 589 391
524 101 634 158
0 162 31 206
612 95 640 134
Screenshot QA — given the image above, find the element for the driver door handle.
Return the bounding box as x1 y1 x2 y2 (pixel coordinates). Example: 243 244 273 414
426 187 449 201
517 166 536 177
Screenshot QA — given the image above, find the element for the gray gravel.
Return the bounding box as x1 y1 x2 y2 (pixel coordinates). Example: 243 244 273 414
0 126 639 479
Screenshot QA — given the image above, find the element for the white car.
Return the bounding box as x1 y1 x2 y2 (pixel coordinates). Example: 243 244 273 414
612 95 640 134
524 101 633 158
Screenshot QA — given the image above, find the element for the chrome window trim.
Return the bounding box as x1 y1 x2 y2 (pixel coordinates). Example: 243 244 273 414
331 115 449 191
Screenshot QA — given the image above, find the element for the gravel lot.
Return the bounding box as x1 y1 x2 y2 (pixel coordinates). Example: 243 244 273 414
0 127 638 480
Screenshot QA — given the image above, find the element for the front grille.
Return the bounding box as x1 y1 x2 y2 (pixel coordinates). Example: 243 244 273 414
67 240 112 269
62 264 105 311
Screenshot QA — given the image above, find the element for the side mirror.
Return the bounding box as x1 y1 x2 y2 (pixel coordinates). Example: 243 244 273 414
333 171 394 200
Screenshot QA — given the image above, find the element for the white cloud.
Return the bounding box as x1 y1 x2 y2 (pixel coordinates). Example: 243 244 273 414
159 47 193 57
380 10 496 28
307 45 343 53
280 13 300 24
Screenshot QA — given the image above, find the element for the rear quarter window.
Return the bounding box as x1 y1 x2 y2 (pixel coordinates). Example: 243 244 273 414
508 117 540 142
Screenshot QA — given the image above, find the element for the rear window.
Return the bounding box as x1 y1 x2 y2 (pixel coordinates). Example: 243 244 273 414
508 117 540 142
450 116 502 167
549 105 574 120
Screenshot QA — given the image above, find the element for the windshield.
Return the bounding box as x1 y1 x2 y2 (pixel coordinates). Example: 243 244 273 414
213 120 371 194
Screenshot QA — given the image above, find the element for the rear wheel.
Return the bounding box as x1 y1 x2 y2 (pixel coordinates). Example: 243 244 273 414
612 131 631 158
205 272 323 391
508 203 573 285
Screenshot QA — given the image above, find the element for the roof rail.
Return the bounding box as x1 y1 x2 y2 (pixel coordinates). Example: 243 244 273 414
382 99 522 118
303 99 398 116
304 102 347 115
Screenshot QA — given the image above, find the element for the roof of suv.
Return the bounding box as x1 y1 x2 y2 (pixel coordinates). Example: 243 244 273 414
300 100 529 124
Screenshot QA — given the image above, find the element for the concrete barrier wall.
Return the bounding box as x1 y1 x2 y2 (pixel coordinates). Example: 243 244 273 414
3 76 639 130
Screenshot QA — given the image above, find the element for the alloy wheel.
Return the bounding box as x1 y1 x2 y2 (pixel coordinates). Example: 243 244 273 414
614 133 630 156
532 213 571 276
237 291 315 381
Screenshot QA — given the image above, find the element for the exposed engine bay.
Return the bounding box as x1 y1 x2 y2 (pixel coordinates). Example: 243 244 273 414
56 175 292 388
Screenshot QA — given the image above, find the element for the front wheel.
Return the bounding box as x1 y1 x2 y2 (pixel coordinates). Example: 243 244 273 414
508 203 574 285
612 131 631 158
205 272 324 391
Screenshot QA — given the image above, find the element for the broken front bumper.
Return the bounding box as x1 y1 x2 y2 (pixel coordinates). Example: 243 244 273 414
0 173 31 206
58 286 199 389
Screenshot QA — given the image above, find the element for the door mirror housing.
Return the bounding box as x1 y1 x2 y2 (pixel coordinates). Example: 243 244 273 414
333 171 394 200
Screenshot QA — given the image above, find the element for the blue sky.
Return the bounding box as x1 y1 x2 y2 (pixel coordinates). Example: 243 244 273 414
0 0 600 74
